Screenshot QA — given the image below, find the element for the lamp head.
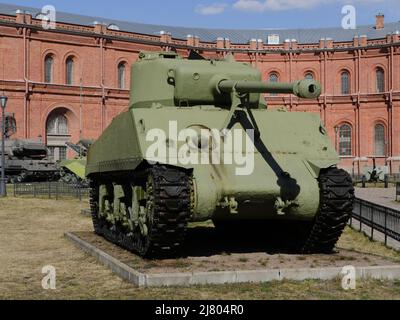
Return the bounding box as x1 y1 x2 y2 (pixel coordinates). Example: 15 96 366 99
0 96 7 110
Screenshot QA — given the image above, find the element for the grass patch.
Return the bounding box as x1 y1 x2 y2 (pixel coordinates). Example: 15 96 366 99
337 227 400 261
1 197 400 300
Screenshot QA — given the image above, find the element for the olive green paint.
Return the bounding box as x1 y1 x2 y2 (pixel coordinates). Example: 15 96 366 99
87 52 339 222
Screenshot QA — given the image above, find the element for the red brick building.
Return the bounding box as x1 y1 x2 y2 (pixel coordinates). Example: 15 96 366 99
0 3 399 174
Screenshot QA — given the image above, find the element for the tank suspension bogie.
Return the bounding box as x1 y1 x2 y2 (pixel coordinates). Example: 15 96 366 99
90 165 193 258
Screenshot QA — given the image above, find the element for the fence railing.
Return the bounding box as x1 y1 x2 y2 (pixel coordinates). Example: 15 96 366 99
13 182 90 201
351 198 400 245
352 174 400 188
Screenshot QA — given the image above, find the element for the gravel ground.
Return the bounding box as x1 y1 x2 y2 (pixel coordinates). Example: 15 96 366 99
73 231 399 274
356 188 400 210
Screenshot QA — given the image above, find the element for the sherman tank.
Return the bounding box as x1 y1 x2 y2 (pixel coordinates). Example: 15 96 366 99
86 51 355 258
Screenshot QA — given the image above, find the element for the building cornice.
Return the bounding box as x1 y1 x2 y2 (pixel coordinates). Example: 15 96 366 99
1 15 400 55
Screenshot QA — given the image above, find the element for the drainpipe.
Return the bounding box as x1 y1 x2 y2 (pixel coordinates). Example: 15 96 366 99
323 51 327 126
23 27 29 138
100 37 106 131
390 45 394 159
289 52 293 111
357 49 362 174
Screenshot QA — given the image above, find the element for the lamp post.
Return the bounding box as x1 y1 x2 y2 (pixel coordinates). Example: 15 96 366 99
334 126 339 154
0 95 8 197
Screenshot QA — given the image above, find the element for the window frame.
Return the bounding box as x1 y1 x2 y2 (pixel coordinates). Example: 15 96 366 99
304 72 314 80
66 56 75 85
46 114 69 136
268 72 279 96
44 55 54 83
374 123 386 157
118 62 127 89
376 68 385 93
341 71 350 95
338 124 353 157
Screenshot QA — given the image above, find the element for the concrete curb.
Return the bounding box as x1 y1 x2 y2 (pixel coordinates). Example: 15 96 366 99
65 232 400 288
65 232 145 286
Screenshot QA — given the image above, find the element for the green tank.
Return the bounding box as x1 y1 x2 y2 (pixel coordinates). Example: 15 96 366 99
60 140 93 186
86 51 354 258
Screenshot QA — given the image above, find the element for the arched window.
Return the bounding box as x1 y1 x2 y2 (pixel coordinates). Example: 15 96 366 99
269 73 279 96
339 124 352 156
46 114 68 135
376 68 385 93
44 55 54 83
374 124 386 156
66 56 74 85
341 71 350 95
305 72 314 80
118 62 126 89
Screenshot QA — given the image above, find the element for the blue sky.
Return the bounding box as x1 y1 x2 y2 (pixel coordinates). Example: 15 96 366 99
7 0 400 29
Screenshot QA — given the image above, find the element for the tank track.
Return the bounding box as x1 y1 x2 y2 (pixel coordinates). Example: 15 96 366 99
90 165 191 258
302 167 355 254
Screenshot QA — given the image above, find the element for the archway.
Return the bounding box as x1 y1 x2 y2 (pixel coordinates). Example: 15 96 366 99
46 107 77 161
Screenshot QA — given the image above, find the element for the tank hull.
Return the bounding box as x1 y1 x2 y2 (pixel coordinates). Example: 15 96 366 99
87 107 339 222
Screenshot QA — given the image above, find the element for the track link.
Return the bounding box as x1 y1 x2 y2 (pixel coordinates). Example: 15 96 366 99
90 165 192 258
302 167 355 254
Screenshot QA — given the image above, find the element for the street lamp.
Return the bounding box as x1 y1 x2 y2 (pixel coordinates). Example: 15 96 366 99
0 95 8 197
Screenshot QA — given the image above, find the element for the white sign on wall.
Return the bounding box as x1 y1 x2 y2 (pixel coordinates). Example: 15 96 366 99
267 34 280 45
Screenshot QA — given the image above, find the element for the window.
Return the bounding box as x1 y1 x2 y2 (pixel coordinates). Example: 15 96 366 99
118 62 126 89
47 114 68 135
269 73 279 96
48 147 55 159
59 147 67 161
374 124 386 156
376 68 385 93
44 55 54 83
339 124 352 156
305 72 314 80
66 57 74 85
341 71 350 95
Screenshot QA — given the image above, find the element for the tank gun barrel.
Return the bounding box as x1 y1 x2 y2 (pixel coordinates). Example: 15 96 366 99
217 79 321 99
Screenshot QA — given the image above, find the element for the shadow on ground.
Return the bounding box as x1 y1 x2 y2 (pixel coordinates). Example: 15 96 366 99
180 221 316 258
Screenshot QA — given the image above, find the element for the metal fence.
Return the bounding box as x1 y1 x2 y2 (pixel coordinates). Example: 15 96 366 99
352 174 400 188
13 182 90 201
351 198 400 245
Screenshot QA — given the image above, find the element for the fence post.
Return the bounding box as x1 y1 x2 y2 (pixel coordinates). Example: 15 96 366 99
33 183 36 198
362 176 366 188
384 208 388 246
48 181 51 199
78 185 82 201
370 206 374 241
359 201 363 232
13 183 16 197
384 175 389 189
55 182 58 201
